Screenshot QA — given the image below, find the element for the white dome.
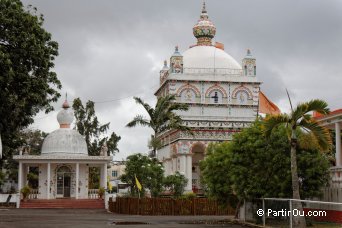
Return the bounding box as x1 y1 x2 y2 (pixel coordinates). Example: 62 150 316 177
183 46 241 69
57 108 74 126
41 128 88 155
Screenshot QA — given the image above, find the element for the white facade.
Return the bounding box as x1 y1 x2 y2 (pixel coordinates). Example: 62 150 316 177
13 100 111 199
155 3 261 192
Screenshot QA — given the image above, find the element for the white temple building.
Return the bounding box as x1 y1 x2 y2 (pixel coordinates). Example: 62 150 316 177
155 3 261 192
13 100 111 199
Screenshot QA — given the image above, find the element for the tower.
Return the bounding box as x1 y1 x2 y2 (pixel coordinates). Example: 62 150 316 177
155 2 261 192
242 49 256 76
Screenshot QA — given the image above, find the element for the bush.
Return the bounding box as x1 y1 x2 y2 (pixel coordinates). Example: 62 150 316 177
20 185 31 200
180 192 196 200
98 187 105 199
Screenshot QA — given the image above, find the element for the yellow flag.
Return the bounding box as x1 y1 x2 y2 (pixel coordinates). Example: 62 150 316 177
135 175 142 191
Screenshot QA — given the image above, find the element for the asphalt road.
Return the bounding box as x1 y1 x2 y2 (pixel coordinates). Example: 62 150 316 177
0 208 250 228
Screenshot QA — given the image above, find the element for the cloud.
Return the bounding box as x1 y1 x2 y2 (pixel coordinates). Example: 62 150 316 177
24 0 342 159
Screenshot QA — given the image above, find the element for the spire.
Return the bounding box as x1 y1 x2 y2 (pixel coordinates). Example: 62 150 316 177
62 93 70 109
193 1 216 46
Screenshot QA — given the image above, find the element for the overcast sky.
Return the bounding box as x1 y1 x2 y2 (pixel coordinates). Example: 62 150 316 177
22 0 342 160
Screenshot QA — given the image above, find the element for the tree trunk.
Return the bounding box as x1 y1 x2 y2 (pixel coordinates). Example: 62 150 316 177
0 133 2 159
290 134 306 228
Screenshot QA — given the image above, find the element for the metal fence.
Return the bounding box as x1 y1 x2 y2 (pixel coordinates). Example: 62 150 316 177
109 197 235 216
243 198 342 227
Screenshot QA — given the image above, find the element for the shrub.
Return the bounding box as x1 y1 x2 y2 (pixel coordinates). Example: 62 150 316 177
20 185 31 200
98 187 105 199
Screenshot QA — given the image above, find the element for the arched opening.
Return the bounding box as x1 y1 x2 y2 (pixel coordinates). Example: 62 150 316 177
56 165 72 198
191 143 205 192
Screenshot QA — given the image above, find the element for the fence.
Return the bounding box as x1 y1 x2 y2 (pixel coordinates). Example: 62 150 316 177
109 197 235 216
242 198 342 227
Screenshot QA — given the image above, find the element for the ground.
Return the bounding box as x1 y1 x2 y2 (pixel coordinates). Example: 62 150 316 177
0 209 251 228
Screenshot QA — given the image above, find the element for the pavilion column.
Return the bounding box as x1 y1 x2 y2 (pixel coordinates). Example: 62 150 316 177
101 163 107 189
18 162 23 196
336 123 341 167
185 155 192 192
76 163 79 199
47 163 51 199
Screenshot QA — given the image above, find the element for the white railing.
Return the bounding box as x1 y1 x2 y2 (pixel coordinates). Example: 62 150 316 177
28 189 39 199
182 68 243 75
88 189 99 199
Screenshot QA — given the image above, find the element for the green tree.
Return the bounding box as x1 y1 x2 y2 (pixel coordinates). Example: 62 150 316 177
200 121 330 219
263 100 331 227
72 98 121 156
126 95 190 157
0 0 61 160
163 171 188 198
121 153 164 197
199 142 238 206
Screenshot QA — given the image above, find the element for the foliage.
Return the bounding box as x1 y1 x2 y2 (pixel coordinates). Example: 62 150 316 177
200 142 238 207
18 129 47 155
72 98 121 156
163 171 188 198
0 171 4 189
88 167 100 189
179 192 196 200
0 0 61 160
27 168 39 189
20 185 31 199
120 153 164 197
126 95 190 156
263 99 331 227
200 121 330 202
98 187 105 198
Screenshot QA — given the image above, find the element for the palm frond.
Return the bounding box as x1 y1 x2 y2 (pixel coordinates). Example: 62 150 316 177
134 97 154 118
263 114 290 138
292 99 329 122
126 115 151 128
298 118 332 151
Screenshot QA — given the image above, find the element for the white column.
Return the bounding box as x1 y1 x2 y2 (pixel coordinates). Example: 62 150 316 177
179 155 186 175
18 162 23 195
47 163 51 199
101 163 107 189
336 123 341 166
185 155 192 192
76 163 79 199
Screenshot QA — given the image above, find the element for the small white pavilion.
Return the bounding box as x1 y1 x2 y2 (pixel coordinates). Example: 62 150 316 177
13 100 111 199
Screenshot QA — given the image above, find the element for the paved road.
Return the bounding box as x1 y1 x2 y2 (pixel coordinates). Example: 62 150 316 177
0 208 251 228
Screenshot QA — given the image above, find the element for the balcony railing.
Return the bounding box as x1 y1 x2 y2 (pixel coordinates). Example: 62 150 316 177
182 68 243 75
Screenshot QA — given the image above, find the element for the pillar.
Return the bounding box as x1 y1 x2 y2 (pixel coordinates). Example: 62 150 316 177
179 155 186 175
336 123 341 166
185 155 192 192
47 163 51 199
76 163 79 199
100 163 107 189
18 162 23 194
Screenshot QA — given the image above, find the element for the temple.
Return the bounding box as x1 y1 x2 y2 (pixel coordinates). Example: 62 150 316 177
13 100 111 200
155 2 262 192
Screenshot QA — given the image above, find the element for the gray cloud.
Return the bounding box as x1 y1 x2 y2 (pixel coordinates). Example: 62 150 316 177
24 0 342 159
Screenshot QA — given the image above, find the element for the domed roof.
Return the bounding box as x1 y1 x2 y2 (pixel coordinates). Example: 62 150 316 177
41 129 88 155
183 45 242 69
41 99 88 156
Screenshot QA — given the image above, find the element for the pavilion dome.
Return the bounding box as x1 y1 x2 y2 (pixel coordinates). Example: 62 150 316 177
41 100 88 156
182 45 242 69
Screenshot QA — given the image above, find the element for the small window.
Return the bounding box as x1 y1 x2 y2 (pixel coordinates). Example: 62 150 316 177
112 170 118 177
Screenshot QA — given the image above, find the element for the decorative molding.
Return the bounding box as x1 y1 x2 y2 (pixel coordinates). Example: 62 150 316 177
205 84 228 98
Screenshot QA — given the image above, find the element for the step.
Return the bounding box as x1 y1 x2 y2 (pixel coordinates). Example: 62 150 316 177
20 199 105 209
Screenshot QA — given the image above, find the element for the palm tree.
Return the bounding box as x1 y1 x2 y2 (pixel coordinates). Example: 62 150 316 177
126 94 190 157
263 99 331 227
